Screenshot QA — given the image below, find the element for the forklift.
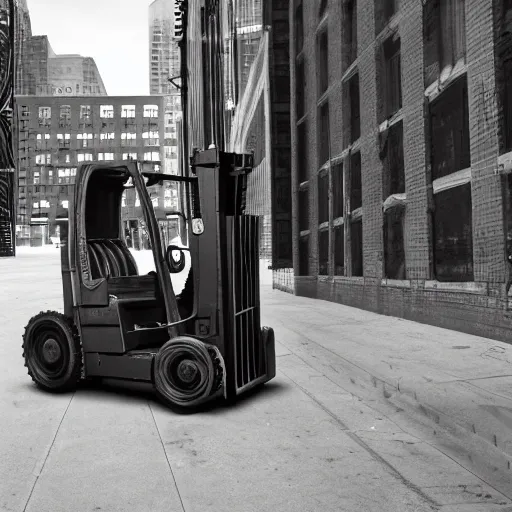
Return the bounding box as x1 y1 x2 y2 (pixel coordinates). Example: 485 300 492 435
22 150 276 411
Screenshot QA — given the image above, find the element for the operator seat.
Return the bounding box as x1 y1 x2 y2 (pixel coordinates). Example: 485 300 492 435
87 239 138 279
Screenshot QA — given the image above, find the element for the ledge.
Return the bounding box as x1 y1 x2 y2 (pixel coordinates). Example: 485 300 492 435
424 60 467 102
381 279 411 288
424 280 488 295
432 168 471 194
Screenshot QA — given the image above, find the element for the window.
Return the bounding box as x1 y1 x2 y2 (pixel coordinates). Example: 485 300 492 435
318 229 329 275
121 105 136 118
350 151 362 211
296 58 305 120
123 153 137 160
98 153 115 161
318 102 330 166
384 206 406 279
298 188 309 232
343 0 357 71
77 133 93 148
144 152 160 161
350 219 363 276
332 163 344 220
318 171 329 225
100 105 114 118
121 132 137 146
379 35 402 122
40 200 50 209
143 105 159 117
334 225 345 275
433 183 473 281
48 170 54 184
317 30 329 97
38 107 51 119
430 77 470 181
59 105 71 124
319 0 328 17
381 121 405 197
297 121 307 183
500 57 512 152
33 171 40 185
35 154 51 165
58 168 71 184
77 153 93 162
344 73 360 145
424 0 466 87
100 132 116 146
80 105 91 119
21 105 30 117
142 131 160 146
295 2 304 54
375 0 398 34
62 200 69 209
57 133 71 148
298 236 309 275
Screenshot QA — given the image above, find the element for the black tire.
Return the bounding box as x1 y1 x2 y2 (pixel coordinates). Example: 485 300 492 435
22 311 82 393
153 336 224 411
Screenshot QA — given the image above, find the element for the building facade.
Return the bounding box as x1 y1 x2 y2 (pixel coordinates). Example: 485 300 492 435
17 35 107 97
280 0 512 343
185 0 289 260
14 95 180 247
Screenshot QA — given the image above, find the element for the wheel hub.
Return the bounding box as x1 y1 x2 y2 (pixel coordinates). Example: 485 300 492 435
42 338 61 364
177 360 199 383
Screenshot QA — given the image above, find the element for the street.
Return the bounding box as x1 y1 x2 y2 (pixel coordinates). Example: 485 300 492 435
1 249 512 512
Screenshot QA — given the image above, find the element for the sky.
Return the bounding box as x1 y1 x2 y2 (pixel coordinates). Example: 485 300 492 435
26 0 151 96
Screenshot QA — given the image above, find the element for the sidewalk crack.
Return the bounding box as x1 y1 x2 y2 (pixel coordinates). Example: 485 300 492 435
22 392 75 512
148 402 186 512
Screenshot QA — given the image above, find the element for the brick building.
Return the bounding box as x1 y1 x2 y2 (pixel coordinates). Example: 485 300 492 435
14 95 180 246
273 0 512 343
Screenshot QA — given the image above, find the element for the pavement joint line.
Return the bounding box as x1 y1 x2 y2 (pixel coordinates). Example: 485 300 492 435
279 366 442 510
433 375 512 385
22 392 75 512
147 401 186 512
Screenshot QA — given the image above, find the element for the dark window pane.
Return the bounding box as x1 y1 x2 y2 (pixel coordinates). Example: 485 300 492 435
276 220 292 261
383 36 402 118
318 102 330 166
332 163 344 219
318 229 329 275
350 151 362 210
502 58 512 152
349 74 360 143
299 236 309 275
276 176 291 215
334 225 345 275
430 76 470 181
318 30 329 96
382 121 405 197
295 4 304 53
351 219 363 276
433 184 473 281
297 121 307 183
384 206 406 279
296 59 305 119
298 188 309 231
318 172 329 224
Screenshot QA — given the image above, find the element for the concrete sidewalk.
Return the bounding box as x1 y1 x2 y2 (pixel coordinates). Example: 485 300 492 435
261 286 512 497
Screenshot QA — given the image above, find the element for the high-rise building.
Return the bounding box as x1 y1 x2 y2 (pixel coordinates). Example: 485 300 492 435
14 95 178 247
17 35 107 96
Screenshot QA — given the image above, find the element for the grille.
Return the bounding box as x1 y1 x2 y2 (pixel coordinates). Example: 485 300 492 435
232 214 265 390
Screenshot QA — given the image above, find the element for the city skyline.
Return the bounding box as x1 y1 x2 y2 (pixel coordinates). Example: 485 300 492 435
26 0 150 96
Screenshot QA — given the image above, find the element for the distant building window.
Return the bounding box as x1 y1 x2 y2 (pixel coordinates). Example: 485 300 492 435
98 153 115 161
77 153 93 162
80 105 91 119
21 105 30 117
143 105 159 118
57 133 71 148
60 105 71 122
121 105 136 118
35 154 51 165
123 153 137 160
121 132 137 146
144 151 160 161
142 131 160 146
350 219 363 276
350 151 362 211
381 121 405 197
318 229 329 275
33 171 40 184
383 206 406 279
318 102 330 166
38 107 51 119
100 105 114 118
58 168 71 184
334 225 345 276
77 133 93 148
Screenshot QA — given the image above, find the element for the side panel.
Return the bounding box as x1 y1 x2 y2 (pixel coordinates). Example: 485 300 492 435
84 352 154 381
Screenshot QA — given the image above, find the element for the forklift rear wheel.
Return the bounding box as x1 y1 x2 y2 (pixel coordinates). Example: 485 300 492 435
22 311 82 393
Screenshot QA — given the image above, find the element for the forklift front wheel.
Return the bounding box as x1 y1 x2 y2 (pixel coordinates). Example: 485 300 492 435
22 311 82 393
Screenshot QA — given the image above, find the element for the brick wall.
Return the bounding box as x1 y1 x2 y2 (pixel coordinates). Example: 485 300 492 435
285 0 512 343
